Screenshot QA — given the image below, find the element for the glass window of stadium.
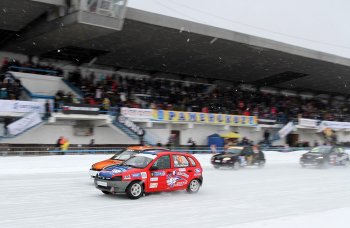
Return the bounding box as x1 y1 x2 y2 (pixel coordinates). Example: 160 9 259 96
81 0 127 18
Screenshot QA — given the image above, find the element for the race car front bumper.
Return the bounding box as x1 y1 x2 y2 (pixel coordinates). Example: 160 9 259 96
94 178 131 194
89 169 99 178
300 159 323 167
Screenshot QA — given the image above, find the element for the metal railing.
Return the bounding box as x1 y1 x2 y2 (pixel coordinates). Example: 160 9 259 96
0 146 314 156
8 66 60 76
0 146 124 156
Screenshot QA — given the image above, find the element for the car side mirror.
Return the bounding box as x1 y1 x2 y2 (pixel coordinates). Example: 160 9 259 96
150 166 159 171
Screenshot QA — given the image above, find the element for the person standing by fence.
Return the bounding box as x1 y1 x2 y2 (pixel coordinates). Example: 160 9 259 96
45 100 51 119
61 138 70 153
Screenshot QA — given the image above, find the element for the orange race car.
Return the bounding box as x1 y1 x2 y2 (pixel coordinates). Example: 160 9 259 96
89 146 168 177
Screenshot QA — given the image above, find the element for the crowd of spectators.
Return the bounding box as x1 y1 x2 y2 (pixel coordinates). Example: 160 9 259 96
2 56 350 123
67 69 350 123
202 85 350 123
1 57 63 76
67 69 209 112
185 85 343 122
0 73 22 100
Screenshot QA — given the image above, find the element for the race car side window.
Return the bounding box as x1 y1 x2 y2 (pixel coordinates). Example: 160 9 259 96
172 155 190 168
152 155 171 170
187 156 197 167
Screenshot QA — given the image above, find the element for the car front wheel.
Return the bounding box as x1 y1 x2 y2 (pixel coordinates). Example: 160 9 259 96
126 181 144 199
187 179 201 193
321 161 329 169
233 161 240 170
258 161 265 168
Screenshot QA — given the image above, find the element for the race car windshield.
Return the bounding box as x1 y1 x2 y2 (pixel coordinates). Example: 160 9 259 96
310 147 331 153
226 148 243 154
123 155 153 168
111 150 140 160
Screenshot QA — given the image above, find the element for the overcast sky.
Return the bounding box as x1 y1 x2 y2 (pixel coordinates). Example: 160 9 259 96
128 0 350 59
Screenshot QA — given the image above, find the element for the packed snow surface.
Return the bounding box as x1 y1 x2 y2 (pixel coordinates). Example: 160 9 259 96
1 150 350 228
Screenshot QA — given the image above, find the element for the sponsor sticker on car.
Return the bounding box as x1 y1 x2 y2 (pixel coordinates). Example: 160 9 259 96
112 169 123 174
141 172 147 179
150 177 158 182
195 168 201 173
132 173 141 178
172 170 189 178
97 181 107 187
152 171 165 177
175 181 187 187
150 183 158 188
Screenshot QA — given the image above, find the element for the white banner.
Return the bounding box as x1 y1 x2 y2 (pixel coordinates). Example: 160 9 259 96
121 108 152 119
0 100 45 113
319 121 350 130
278 122 294 138
298 118 318 128
7 112 42 136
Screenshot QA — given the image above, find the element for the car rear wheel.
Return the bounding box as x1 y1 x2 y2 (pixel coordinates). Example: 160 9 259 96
214 165 220 169
126 181 144 199
343 159 350 167
187 179 201 193
101 190 110 195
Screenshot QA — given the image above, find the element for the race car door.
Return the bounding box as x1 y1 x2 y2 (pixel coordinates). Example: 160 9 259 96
148 155 172 192
330 147 348 165
167 154 192 190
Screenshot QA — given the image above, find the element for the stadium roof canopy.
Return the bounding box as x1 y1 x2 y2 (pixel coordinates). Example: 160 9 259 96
1 1 350 94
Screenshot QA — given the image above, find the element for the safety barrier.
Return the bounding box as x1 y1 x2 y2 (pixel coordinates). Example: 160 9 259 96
0 147 124 156
0 146 313 156
8 66 60 76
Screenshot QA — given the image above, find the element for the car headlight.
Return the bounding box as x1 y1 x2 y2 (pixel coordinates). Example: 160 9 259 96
223 157 231 161
316 157 324 159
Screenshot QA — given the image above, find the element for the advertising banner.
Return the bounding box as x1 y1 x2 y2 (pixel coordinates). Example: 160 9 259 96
319 121 350 130
298 118 318 128
0 100 44 113
151 110 257 126
121 108 152 119
117 115 145 136
62 104 100 115
278 122 294 138
7 112 42 136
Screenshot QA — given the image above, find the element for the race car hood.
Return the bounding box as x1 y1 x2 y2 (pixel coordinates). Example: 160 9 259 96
92 159 123 170
213 154 239 159
303 152 324 157
98 165 140 179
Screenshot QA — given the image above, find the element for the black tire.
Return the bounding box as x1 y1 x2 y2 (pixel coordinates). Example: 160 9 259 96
232 161 240 170
321 161 329 169
101 190 110 195
258 161 265 169
126 181 144 199
213 165 220 169
187 179 201 193
343 159 350 167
